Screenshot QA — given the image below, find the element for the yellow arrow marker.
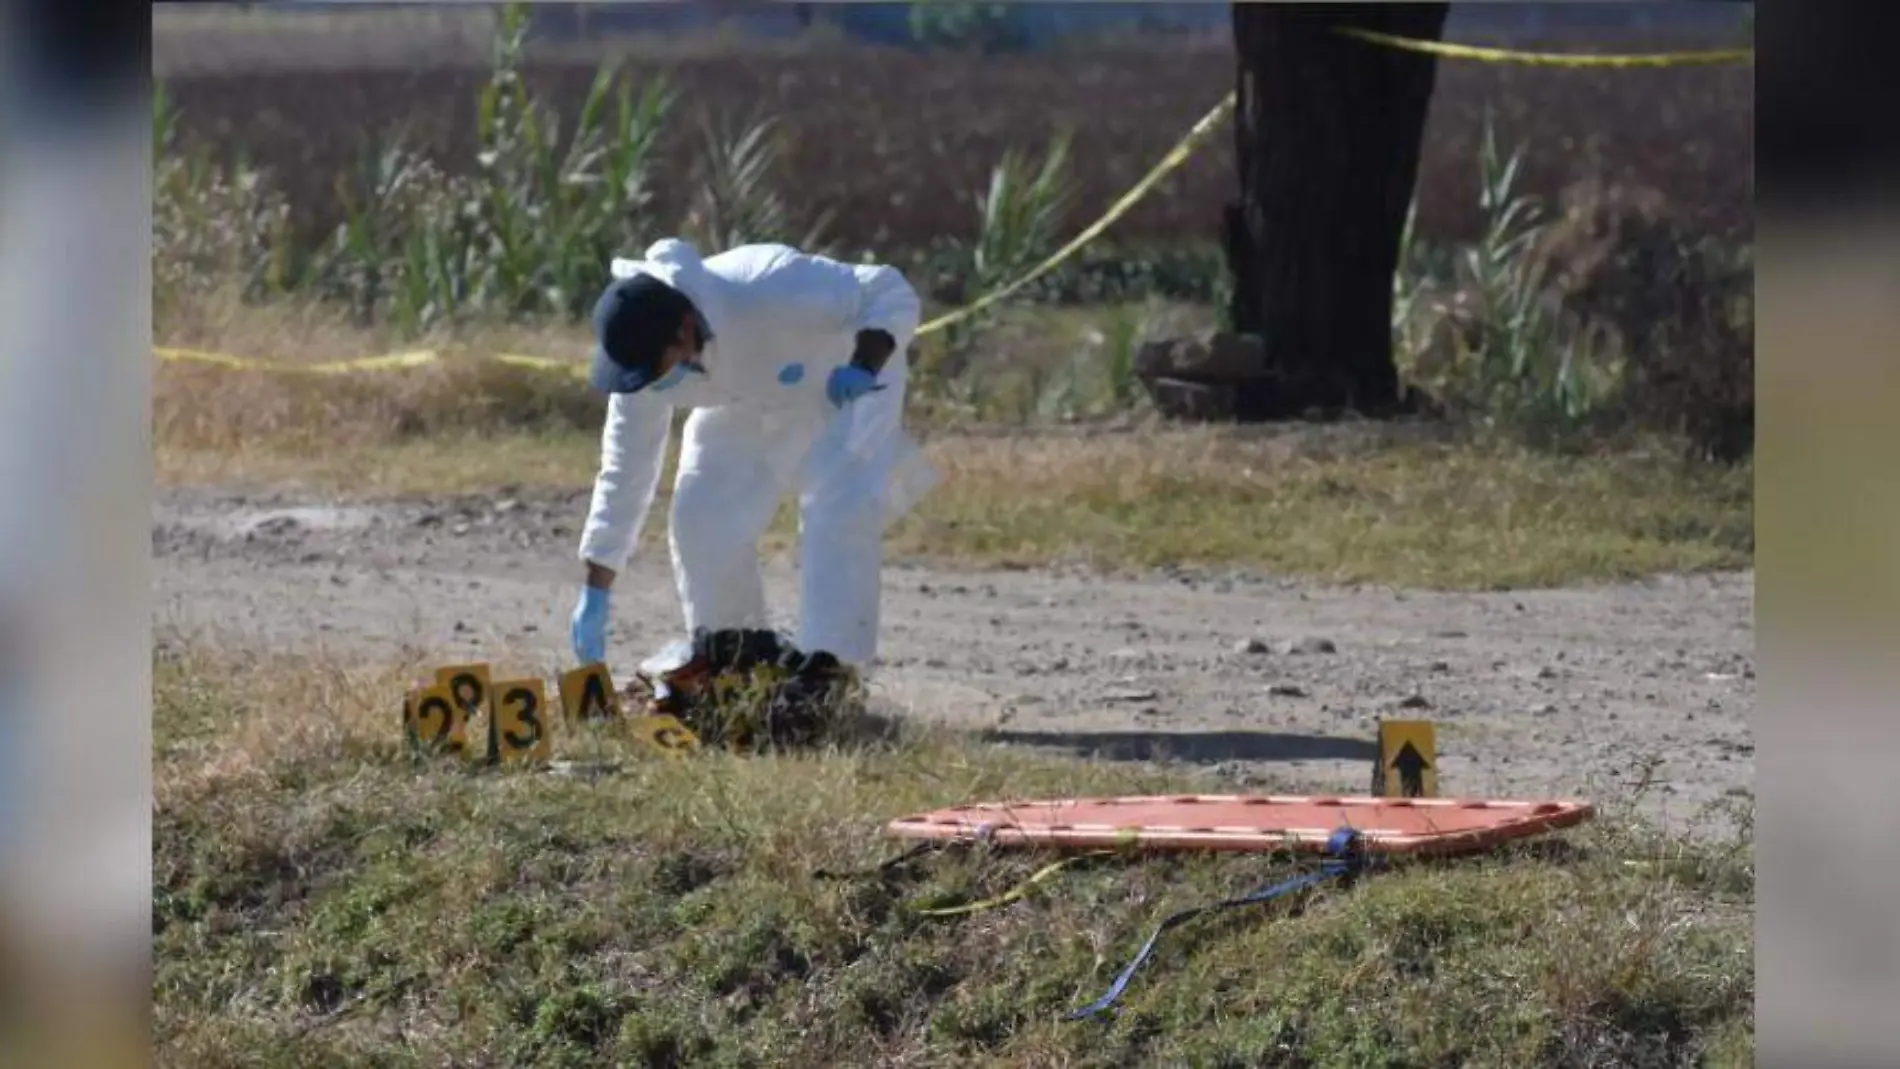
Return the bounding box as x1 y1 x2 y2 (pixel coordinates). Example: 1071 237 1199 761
1374 719 1438 798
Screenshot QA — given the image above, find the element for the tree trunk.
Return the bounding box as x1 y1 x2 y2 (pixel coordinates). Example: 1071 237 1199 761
1223 2 1450 420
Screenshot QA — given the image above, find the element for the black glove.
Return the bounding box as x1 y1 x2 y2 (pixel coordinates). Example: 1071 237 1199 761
849 329 895 375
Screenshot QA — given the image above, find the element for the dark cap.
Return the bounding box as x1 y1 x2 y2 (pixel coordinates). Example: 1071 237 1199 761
589 273 697 394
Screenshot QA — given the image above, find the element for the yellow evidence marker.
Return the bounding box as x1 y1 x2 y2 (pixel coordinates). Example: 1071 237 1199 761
625 713 702 759
559 663 622 724
435 663 494 733
404 682 469 757
1373 719 1438 798
489 677 554 764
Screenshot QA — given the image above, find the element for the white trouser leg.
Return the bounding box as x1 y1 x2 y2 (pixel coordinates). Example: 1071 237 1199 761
668 407 784 639
795 362 907 670
797 460 886 667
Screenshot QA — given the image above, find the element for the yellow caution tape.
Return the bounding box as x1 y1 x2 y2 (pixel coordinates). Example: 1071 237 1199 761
154 28 1747 376
1333 26 1755 67
153 346 256 369
154 344 590 377
914 91 1237 338
913 849 1116 918
152 92 1236 371
492 352 587 377
154 345 442 374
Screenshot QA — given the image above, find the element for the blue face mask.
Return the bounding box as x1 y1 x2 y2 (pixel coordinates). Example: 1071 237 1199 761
647 358 706 393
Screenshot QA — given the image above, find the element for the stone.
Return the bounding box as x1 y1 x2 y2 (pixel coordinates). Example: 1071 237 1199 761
1133 331 1269 385
1282 636 1337 655
1143 377 1237 421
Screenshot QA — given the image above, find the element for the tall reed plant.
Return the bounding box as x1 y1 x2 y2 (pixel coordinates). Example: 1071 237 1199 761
1393 111 1626 450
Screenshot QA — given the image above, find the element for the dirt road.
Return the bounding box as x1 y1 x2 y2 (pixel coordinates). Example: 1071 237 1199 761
154 485 1754 837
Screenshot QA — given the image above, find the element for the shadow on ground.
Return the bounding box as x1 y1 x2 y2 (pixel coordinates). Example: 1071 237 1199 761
976 728 1379 765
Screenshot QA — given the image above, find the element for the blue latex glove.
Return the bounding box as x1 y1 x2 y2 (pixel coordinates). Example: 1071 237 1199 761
571 585 610 665
826 364 882 408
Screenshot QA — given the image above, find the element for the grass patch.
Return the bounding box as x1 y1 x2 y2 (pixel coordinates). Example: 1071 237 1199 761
160 430 596 496
159 420 1751 592
154 299 1750 589
898 430 1751 587
155 642 1753 1067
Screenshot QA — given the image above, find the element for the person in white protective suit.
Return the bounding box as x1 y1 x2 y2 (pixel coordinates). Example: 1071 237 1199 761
568 238 939 702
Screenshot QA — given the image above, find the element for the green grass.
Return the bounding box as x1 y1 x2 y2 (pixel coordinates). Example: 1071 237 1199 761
153 290 1750 591
160 430 601 498
154 645 1754 1067
159 422 1752 591
902 431 1753 588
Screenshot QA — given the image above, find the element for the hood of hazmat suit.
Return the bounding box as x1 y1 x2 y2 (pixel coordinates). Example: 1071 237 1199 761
576 240 940 665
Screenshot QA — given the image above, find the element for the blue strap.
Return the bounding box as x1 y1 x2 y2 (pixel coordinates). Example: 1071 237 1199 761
1066 827 1368 1021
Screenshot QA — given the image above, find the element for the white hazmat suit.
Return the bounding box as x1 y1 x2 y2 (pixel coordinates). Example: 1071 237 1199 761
576 239 939 670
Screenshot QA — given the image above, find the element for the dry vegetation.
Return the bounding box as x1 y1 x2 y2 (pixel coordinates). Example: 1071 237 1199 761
151 12 1756 1064
154 18 1753 254
155 641 1753 1067
155 288 1751 592
152 6 1756 462
149 0 1755 585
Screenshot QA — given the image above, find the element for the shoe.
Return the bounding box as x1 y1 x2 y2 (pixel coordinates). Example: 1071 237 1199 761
699 628 794 674
633 628 799 736
642 628 795 692
765 649 864 747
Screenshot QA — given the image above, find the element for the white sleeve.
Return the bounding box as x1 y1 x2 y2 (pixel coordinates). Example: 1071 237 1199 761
849 261 923 352
767 251 923 353
577 391 672 572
